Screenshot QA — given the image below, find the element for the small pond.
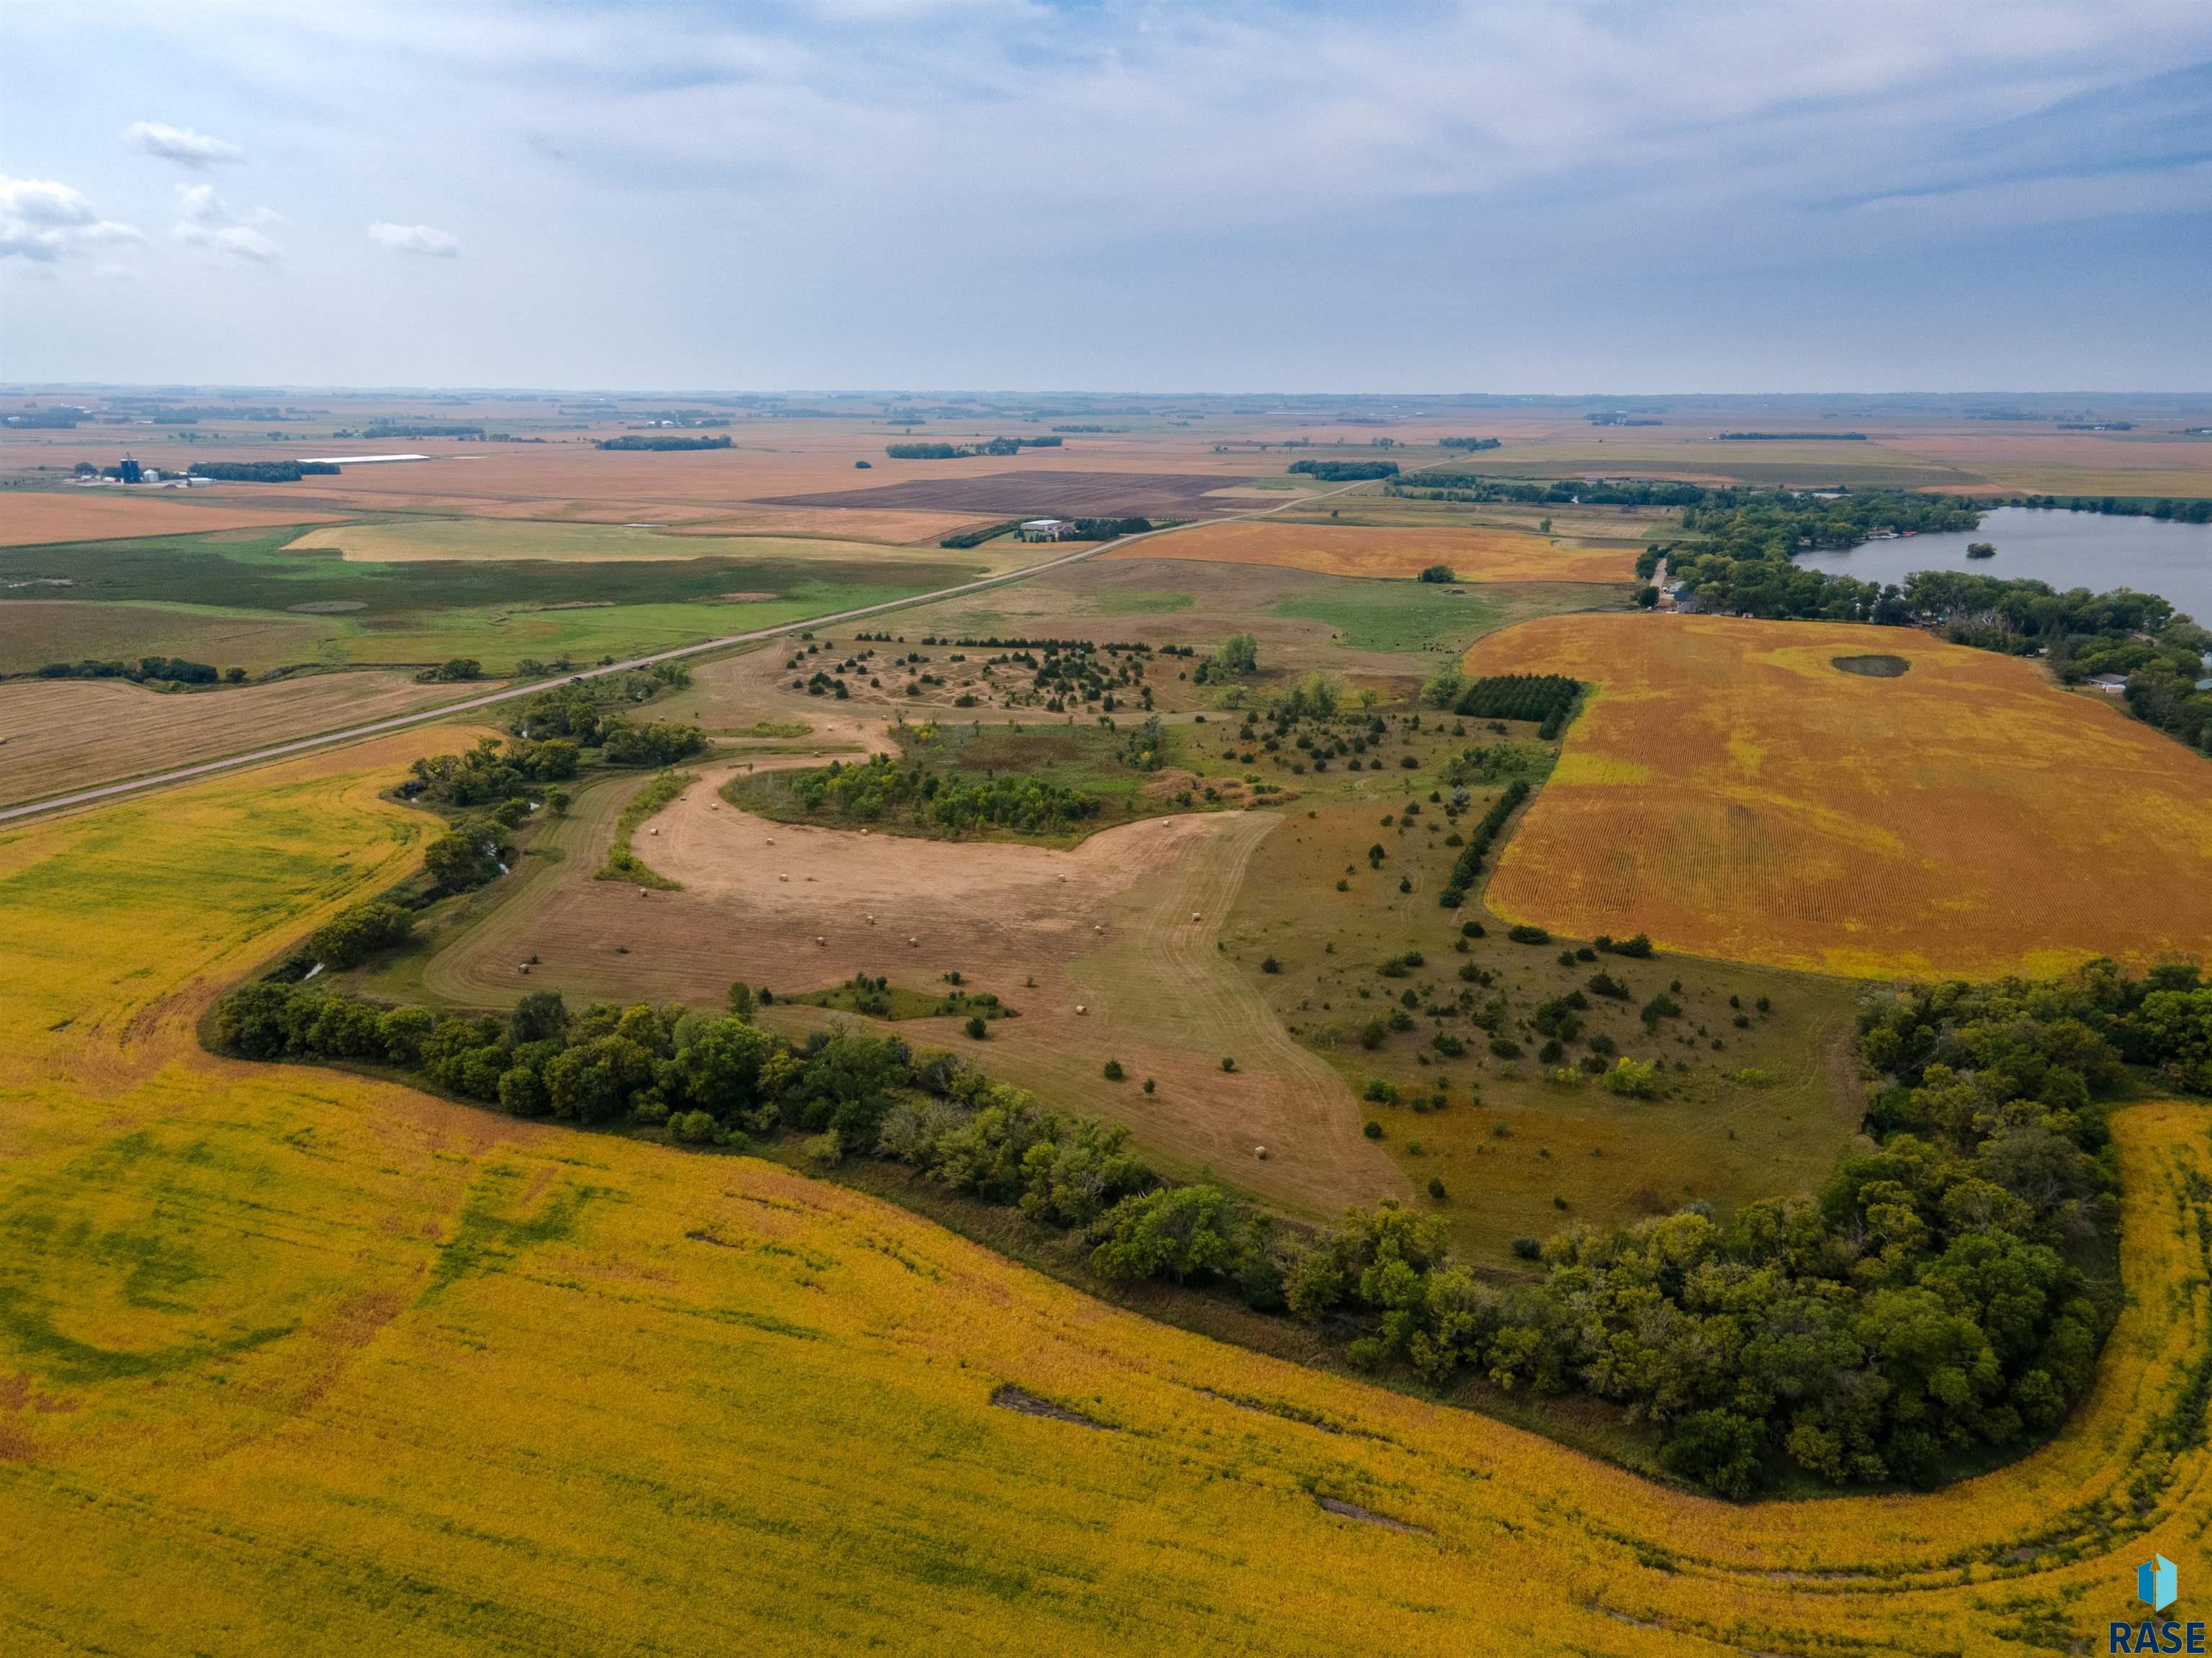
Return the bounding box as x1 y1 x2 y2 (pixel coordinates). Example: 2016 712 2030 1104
1794 505 2212 623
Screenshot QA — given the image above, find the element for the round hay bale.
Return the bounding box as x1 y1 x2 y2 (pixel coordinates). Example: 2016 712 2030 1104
1074 1005 1087 1016
1191 911 1202 922
1254 1146 1268 1161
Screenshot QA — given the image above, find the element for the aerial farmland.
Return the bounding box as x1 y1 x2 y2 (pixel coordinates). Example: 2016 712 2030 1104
6 4 2212 1654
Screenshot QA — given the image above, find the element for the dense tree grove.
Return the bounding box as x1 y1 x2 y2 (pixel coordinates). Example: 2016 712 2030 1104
1680 490 1984 561
302 901 414 968
1287 459 1399 481
400 735 581 808
507 668 704 765
1450 674 1581 734
35 655 222 685
595 434 734 451
1283 960 2212 1494
787 752 1102 834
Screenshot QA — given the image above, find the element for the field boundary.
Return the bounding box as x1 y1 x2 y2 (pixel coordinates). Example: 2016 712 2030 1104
0 477 1380 825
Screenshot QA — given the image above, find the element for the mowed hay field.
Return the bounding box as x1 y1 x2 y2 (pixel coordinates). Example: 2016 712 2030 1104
1118 519 1638 583
1 747 2208 1655
1470 614 2212 977
0 671 487 807
402 760 1403 1220
0 489 342 546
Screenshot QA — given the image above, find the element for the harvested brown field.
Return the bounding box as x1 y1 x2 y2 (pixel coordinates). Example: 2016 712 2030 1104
282 518 944 565
0 600 328 676
413 762 1403 1219
0 490 343 546
752 471 1256 517
0 671 495 808
1112 520 1637 582
1467 613 2212 978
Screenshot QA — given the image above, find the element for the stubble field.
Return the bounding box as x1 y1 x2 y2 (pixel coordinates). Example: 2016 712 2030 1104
0 488 342 546
1467 613 2212 977
0 670 496 807
0 743 2206 1657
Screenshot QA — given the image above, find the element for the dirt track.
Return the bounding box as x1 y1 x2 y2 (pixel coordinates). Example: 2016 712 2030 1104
425 760 1404 1219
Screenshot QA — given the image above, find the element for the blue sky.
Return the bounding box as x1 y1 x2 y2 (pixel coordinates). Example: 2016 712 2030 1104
4 0 2209 392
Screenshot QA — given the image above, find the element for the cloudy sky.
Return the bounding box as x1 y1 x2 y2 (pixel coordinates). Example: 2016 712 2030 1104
4 1 2209 393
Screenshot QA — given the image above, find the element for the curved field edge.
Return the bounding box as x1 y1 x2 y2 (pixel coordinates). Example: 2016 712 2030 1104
0 744 2201 1654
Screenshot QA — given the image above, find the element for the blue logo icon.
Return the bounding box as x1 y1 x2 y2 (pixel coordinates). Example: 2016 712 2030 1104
2139 1554 2178 1614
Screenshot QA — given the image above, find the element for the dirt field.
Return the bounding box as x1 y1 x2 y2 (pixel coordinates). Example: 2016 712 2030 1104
752 471 1256 517
0 671 488 808
411 761 1403 1218
0 489 343 546
1467 613 2212 977
1111 520 1637 583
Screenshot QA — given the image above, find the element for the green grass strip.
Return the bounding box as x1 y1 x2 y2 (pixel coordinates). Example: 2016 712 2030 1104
598 770 696 890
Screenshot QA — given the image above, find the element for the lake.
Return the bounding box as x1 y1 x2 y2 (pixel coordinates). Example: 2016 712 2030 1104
1794 506 2212 623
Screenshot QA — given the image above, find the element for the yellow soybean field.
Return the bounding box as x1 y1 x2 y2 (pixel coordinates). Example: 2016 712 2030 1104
1467 613 2212 978
1 746 2208 1655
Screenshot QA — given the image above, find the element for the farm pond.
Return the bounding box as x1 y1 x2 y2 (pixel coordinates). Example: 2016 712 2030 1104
1795 505 2212 621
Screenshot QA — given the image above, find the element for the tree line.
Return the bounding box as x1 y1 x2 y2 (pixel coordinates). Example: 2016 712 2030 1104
1449 672 1581 734
595 434 734 451
185 460 342 482
1288 459 1400 481
34 655 235 685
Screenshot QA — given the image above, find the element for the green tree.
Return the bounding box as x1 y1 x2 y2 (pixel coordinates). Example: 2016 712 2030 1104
1090 1185 1244 1283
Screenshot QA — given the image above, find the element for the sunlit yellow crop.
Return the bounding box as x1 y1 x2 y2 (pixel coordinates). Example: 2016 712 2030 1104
0 735 2206 1655
1467 613 2212 977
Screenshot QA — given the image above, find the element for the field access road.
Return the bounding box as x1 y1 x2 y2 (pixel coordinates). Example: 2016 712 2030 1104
0 479 1377 824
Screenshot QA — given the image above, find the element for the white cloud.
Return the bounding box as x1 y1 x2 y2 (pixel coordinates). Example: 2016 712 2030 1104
0 177 142 262
124 120 246 166
368 220 459 257
171 184 282 262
